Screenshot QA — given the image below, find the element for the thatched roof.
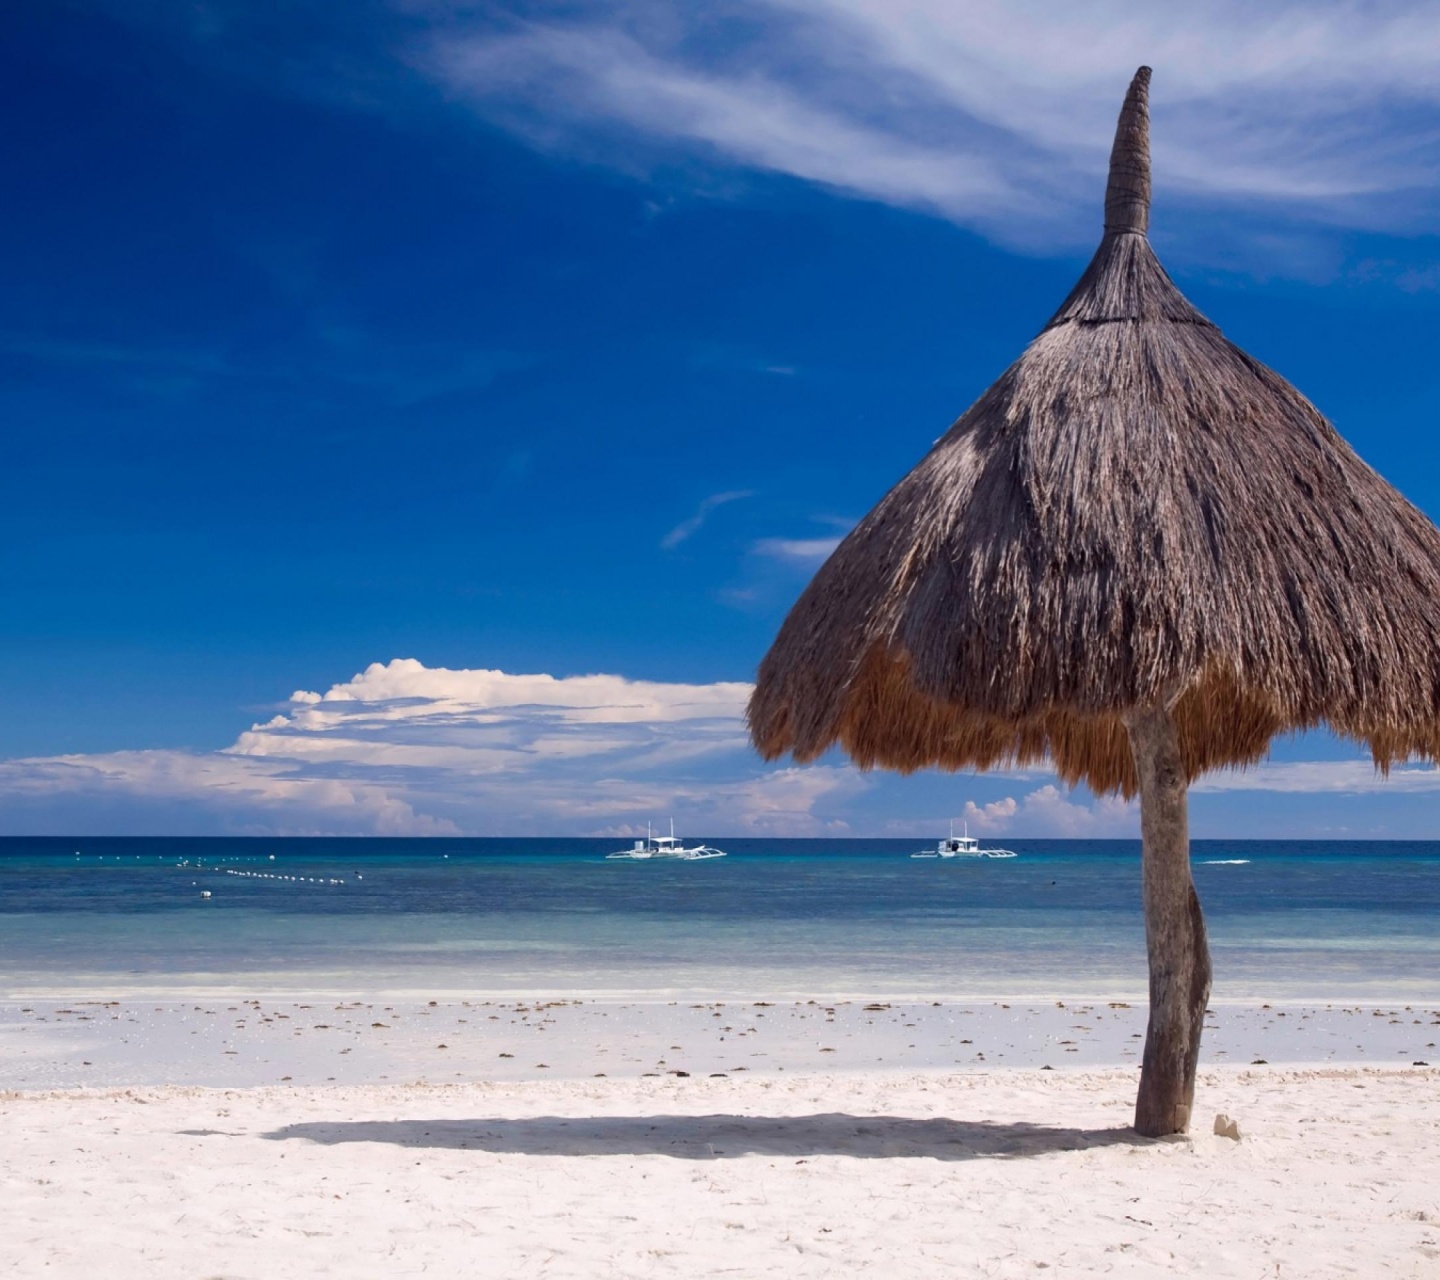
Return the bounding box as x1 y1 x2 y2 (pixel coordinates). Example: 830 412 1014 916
749 67 1440 797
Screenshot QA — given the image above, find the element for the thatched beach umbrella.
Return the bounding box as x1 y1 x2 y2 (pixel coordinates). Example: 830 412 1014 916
749 67 1440 1137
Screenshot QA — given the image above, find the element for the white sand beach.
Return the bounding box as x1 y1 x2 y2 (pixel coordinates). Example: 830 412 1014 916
3 1065 1438 1278
3 997 1439 1277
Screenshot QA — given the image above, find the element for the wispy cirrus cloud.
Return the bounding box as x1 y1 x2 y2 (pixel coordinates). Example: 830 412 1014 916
424 20 1015 216
661 489 755 549
414 0 1440 254
100 2 1440 267
1191 759 1440 795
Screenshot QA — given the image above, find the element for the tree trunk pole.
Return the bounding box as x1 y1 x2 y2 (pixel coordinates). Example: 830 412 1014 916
1126 704 1212 1137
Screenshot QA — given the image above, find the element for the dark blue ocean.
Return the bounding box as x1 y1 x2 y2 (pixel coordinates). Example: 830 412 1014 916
2 838 1437 1001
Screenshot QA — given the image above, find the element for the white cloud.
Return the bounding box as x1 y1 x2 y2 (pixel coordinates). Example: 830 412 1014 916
660 489 755 550
878 784 1136 837
949 760 1440 834
425 24 1014 217
416 1 1440 253
751 536 843 564
0 659 865 836
961 795 1019 831
1193 759 1440 794
957 785 1138 836
4 656 1438 836
1010 784 1138 837
0 749 461 837
269 658 750 726
720 765 860 835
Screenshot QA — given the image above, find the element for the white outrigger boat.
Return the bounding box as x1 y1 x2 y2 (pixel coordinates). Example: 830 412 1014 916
607 820 727 861
911 822 1016 859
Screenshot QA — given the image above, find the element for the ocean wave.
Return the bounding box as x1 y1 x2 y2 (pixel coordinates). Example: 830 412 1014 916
1201 859 1251 865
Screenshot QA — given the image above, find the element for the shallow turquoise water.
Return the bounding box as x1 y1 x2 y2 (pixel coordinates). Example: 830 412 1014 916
2 838 1437 1000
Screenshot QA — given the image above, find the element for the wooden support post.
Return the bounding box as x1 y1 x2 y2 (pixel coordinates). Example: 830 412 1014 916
1126 704 1212 1137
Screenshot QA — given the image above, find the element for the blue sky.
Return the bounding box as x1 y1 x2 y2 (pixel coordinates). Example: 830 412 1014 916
6 1 1440 836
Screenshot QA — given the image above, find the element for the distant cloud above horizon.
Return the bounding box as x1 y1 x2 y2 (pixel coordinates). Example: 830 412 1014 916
0 661 794 837
418 0 1440 257
2 657 1439 838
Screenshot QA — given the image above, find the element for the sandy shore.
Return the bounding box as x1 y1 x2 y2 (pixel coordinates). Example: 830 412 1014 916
3 996 1438 1089
0 996 1434 1272
3 998 1439 1275
3 1065 1438 1277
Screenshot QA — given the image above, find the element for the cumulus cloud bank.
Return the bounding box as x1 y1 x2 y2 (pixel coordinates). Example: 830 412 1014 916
1 657 1436 836
0 660 858 836
965 786 1138 837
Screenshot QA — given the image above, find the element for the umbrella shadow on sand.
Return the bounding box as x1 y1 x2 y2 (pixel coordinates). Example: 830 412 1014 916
258 1113 1151 1161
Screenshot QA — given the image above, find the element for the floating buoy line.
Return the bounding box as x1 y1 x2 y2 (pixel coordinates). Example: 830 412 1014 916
67 851 361 896
220 869 347 886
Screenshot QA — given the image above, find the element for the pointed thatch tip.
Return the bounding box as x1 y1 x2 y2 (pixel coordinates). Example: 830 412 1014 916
1104 66 1151 235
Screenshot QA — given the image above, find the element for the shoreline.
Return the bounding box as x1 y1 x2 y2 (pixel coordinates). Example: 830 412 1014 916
4 994 1436 1091
10 981 1440 1004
